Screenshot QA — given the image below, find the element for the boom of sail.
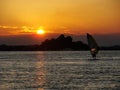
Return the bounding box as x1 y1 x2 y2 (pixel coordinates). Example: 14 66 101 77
87 33 99 58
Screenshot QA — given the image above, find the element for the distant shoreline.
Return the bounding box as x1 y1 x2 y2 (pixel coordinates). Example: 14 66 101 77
0 45 120 51
0 34 120 51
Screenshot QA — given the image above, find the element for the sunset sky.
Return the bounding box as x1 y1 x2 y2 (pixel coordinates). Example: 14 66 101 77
0 0 120 45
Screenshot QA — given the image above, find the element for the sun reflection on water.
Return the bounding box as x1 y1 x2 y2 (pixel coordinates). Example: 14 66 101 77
35 52 46 90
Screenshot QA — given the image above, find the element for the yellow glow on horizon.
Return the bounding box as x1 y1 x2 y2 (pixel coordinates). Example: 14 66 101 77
37 29 45 35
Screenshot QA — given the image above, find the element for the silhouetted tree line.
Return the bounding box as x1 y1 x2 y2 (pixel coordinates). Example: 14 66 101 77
0 34 120 51
0 44 40 51
39 34 89 50
0 34 88 51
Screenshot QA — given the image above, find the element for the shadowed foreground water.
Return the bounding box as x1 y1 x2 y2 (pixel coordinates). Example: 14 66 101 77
0 51 120 90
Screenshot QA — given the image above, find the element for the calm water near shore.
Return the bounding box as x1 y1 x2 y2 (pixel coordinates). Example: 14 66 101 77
0 51 120 90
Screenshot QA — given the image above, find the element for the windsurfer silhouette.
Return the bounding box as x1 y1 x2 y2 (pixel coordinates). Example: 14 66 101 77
87 33 99 59
91 48 97 59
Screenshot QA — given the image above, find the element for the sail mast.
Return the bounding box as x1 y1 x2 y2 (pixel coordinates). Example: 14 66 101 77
87 33 99 59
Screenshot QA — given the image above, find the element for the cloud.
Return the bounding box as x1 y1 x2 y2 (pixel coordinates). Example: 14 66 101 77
0 25 18 29
0 25 37 35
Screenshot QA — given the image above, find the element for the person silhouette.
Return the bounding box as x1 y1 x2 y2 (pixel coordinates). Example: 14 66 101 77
91 48 97 59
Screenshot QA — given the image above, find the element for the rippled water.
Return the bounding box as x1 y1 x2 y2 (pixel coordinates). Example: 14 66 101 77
0 51 120 90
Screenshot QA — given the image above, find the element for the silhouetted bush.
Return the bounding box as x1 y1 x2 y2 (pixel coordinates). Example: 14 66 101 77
40 34 88 50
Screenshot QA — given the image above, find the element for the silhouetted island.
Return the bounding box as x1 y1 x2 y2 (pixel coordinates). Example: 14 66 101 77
0 34 120 51
39 34 89 50
0 34 88 51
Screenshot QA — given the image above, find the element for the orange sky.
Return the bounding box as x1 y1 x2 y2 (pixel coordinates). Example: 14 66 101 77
0 0 120 36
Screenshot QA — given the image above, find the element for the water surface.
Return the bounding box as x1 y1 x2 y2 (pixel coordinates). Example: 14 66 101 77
0 51 120 90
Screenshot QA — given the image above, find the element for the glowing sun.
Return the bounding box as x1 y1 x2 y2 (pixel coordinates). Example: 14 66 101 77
37 29 45 35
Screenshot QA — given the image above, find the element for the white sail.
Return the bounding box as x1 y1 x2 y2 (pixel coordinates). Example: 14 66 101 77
87 33 99 58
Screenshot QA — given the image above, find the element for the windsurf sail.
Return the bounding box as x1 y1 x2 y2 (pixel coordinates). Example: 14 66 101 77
87 33 99 58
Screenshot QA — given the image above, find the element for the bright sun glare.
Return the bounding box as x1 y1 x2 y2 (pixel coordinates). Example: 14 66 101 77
37 29 45 35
